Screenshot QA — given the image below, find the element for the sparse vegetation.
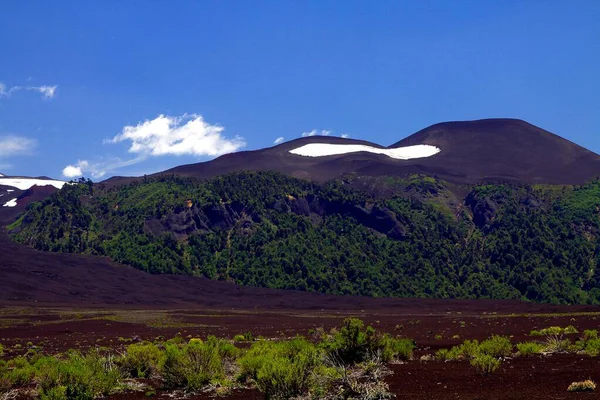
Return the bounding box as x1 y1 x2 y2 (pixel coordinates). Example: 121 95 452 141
0 318 405 400
567 380 596 392
470 354 501 376
516 342 544 356
121 342 164 378
529 326 578 336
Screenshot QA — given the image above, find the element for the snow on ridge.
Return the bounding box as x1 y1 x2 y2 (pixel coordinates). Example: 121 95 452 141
289 143 441 160
3 198 17 207
0 178 66 191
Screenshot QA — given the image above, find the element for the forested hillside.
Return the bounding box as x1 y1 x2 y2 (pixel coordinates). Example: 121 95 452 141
9 172 600 304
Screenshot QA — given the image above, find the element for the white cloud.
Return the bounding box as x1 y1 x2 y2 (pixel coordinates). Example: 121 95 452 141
62 160 89 178
37 85 58 98
273 137 284 145
0 81 58 99
0 135 37 157
62 157 145 179
302 129 331 137
341 133 350 138
108 114 245 157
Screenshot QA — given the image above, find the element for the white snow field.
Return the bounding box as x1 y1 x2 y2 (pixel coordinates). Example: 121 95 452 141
3 198 17 207
0 178 66 190
289 143 441 160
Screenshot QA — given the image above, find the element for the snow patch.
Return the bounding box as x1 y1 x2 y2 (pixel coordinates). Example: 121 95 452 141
0 178 66 190
3 198 17 207
6 189 14 192
289 143 441 160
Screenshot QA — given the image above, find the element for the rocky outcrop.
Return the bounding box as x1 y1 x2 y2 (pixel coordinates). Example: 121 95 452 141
145 195 408 240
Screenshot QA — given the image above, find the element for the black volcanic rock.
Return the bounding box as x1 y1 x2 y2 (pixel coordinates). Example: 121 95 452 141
391 119 600 184
99 118 600 187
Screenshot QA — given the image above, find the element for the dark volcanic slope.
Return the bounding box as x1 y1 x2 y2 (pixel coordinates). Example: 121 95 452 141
2 228 599 314
391 118 600 184
104 119 600 187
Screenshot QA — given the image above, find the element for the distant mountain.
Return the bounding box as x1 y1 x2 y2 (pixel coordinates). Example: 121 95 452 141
7 119 600 305
104 118 600 187
0 175 66 220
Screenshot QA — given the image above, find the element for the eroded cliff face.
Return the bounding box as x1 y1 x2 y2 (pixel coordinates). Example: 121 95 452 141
144 195 408 240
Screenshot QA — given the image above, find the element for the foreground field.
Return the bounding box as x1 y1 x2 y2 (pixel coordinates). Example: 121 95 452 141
2 305 600 399
2 211 600 399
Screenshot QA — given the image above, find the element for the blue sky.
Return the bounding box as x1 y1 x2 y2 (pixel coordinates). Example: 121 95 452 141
1 1 599 179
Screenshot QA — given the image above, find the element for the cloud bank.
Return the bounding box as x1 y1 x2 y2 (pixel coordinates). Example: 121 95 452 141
63 114 245 179
108 114 245 157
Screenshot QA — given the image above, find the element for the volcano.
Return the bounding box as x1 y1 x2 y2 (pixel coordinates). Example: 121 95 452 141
104 118 600 187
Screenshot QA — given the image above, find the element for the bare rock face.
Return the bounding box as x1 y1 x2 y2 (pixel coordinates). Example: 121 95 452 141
144 194 408 241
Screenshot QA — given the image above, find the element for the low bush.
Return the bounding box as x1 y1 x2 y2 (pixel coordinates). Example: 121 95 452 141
320 318 378 364
478 336 512 358
583 329 598 341
4 356 36 386
239 338 323 400
0 343 3 356
162 338 228 391
35 350 121 400
543 336 571 354
567 380 596 392
122 342 164 378
233 332 254 342
470 354 501 375
377 334 415 362
435 348 450 361
574 330 600 357
516 342 544 356
529 326 578 336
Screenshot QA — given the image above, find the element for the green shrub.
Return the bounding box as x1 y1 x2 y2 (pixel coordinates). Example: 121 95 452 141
584 329 598 341
470 354 501 375
0 343 3 356
320 318 408 364
378 334 415 362
478 336 512 358
580 338 600 357
564 325 579 335
435 348 450 361
233 332 254 342
239 338 322 400
530 326 578 336
162 337 233 390
5 356 36 386
320 318 377 364
40 385 67 400
516 342 544 356
35 350 121 400
445 339 480 360
122 342 165 378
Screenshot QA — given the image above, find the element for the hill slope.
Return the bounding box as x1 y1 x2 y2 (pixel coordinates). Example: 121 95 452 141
11 171 600 304
104 118 600 187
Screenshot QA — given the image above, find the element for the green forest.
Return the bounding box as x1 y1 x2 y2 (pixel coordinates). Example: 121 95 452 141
9 171 600 304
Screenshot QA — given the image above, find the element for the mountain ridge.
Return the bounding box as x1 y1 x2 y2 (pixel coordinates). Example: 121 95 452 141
102 118 600 188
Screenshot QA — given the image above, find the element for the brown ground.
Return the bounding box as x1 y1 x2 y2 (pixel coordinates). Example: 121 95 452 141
2 212 600 399
2 306 600 399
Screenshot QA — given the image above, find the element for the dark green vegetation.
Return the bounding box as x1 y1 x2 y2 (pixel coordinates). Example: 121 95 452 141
11 172 600 303
0 318 414 400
